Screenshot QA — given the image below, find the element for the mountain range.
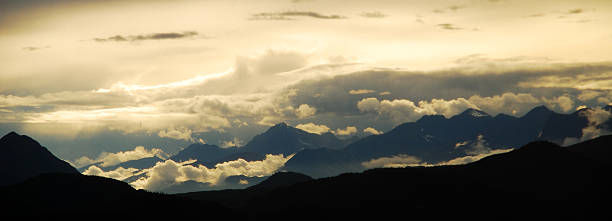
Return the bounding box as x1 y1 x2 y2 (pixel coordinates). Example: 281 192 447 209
180 134 612 220
284 105 610 177
74 105 612 192
1 115 610 218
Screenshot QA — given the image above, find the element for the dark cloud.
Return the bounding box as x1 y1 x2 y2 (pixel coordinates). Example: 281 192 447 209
360 11 386 18
433 5 466 13
566 8 584 14
250 11 346 20
283 62 612 121
526 8 589 19
93 31 199 42
437 23 463 30
22 46 49 51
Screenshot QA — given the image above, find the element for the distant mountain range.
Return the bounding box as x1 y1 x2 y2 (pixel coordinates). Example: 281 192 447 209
284 105 611 177
0 123 610 218
75 105 611 192
179 134 612 220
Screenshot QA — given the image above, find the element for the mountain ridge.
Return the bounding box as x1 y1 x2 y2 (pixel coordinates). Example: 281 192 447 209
0 131 79 186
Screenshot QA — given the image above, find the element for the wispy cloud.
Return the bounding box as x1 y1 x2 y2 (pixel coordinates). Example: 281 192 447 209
527 8 589 19
349 89 376 95
93 31 199 42
433 5 466 13
360 11 386 18
72 146 168 168
22 46 49 51
437 23 463 30
566 8 584 14
250 11 346 20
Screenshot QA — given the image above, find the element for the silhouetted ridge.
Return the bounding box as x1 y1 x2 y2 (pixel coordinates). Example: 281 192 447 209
0 132 79 186
1 173 233 217
248 172 313 190
568 134 612 163
181 137 611 220
416 114 446 123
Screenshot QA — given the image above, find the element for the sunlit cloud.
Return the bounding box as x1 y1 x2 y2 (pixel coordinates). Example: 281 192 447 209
220 137 245 148
361 154 421 169
82 166 140 181
363 127 382 135
333 126 357 136
349 89 376 95
130 154 294 191
295 123 330 135
72 146 167 168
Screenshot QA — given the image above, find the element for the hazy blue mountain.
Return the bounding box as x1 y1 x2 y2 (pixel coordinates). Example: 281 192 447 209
242 122 344 155
181 135 612 220
170 143 240 165
283 106 610 178
0 132 79 186
167 122 345 169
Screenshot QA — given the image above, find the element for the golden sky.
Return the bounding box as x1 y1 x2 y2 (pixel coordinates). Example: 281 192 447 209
1 0 612 160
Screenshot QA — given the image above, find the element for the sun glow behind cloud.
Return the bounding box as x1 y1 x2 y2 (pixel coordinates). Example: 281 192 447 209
1 0 612 160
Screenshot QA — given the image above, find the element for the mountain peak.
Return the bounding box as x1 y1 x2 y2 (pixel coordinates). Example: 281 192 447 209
273 122 288 128
417 114 446 123
458 108 490 118
1 131 23 141
0 132 79 186
0 131 39 147
522 105 553 118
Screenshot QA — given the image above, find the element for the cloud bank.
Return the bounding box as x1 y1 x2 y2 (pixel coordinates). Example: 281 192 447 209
72 146 167 168
130 154 293 191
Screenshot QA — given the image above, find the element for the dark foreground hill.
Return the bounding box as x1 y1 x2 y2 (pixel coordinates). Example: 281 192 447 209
0 132 235 218
0 132 79 186
0 173 234 218
180 135 612 220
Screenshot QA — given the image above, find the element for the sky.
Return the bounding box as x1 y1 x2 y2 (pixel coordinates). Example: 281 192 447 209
1 0 612 163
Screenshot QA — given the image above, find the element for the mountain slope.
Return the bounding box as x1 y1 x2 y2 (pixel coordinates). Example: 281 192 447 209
171 143 239 164
0 132 79 186
283 106 605 178
243 123 344 155
0 173 234 217
247 172 313 191
182 135 611 219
